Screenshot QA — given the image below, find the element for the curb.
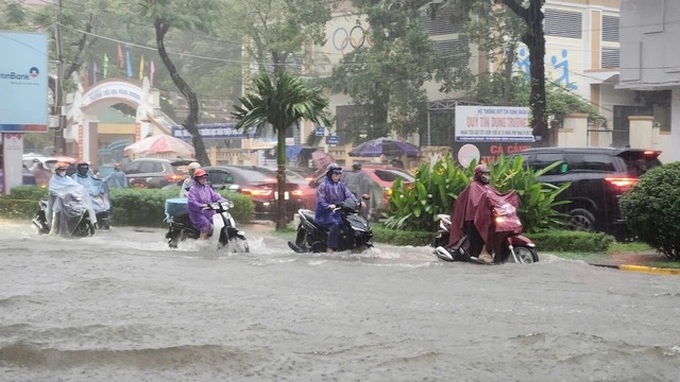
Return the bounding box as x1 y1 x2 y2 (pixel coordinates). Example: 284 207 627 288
589 263 680 276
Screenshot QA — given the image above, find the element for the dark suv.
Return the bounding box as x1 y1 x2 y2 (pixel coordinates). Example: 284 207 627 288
517 147 662 239
123 158 195 188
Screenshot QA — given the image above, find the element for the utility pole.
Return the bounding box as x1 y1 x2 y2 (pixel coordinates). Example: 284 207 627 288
53 0 66 155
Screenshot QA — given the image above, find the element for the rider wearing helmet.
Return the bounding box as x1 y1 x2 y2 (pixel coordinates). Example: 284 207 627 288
441 162 496 263
75 160 91 178
315 163 358 253
180 162 201 197
186 168 224 240
71 159 112 229
105 162 128 189
47 160 96 234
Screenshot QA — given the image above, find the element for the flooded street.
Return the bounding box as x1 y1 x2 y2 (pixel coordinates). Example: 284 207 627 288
1 219 679 381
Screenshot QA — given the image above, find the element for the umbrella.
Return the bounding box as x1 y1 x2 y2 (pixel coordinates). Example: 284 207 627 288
124 135 195 158
348 138 420 158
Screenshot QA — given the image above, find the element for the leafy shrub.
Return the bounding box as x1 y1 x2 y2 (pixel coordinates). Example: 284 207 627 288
372 225 435 247
526 230 614 253
619 162 680 259
385 154 569 233
0 186 255 227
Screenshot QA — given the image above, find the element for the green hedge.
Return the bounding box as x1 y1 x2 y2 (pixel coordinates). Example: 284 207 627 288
0 186 255 227
371 224 614 253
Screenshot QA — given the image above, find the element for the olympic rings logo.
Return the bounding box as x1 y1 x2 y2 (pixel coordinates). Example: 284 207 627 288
332 24 369 52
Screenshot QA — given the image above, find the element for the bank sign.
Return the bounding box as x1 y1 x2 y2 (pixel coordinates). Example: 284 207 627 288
0 31 49 133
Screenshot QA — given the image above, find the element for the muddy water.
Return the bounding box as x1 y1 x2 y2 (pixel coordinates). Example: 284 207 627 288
1 219 679 381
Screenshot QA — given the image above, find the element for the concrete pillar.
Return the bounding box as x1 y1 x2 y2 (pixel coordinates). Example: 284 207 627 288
628 115 654 149
557 113 588 147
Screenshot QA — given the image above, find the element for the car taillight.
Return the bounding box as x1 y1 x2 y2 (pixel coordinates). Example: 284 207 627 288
292 189 303 197
242 187 273 196
165 174 184 182
605 177 638 190
643 150 661 158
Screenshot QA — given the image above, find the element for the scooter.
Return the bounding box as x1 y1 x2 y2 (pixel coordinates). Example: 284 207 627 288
165 200 249 252
288 197 373 253
433 201 539 264
32 190 95 238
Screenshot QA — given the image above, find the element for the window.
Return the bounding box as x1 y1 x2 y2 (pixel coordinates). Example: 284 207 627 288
544 9 582 39
566 154 616 172
433 37 469 57
124 161 141 174
602 15 619 42
420 6 464 36
528 153 564 175
601 48 620 69
208 170 234 185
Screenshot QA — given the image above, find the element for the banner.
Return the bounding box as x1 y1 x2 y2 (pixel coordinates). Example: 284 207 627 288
171 123 251 140
0 31 49 132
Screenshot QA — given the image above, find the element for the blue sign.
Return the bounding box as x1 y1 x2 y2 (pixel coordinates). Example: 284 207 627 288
0 31 49 132
315 125 326 137
172 123 250 140
326 135 339 145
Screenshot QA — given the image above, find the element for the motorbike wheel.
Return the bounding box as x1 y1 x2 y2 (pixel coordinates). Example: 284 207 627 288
226 238 249 253
511 245 539 264
73 220 95 237
167 229 183 249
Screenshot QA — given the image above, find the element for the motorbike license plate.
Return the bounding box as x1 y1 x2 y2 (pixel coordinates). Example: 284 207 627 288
274 191 290 200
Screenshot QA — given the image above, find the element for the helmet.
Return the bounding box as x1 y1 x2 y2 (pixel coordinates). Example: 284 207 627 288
325 163 342 179
76 160 90 177
54 161 69 171
187 162 201 175
474 164 490 184
193 169 208 179
114 163 122 170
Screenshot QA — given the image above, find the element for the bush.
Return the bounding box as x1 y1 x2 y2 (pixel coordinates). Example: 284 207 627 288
526 230 614 253
372 225 435 247
385 154 569 233
620 162 680 260
0 186 256 227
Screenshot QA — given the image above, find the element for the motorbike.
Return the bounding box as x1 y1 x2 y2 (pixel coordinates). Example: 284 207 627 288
32 186 95 237
433 201 539 264
288 197 373 253
165 199 249 252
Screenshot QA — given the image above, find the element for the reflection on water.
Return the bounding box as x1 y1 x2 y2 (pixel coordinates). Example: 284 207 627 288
1 220 679 382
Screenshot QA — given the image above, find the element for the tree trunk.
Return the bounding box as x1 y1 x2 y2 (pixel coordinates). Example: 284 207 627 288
154 19 211 165
276 126 288 230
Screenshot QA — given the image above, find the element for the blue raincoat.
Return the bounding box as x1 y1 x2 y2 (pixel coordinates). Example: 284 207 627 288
315 176 357 227
72 173 111 214
47 174 98 233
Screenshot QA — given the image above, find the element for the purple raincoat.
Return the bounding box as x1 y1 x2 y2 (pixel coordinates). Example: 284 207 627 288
187 182 223 234
315 177 357 226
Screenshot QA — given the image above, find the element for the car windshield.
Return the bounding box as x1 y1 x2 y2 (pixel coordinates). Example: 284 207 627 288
231 167 278 182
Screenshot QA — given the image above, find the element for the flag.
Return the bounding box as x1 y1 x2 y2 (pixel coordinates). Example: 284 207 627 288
92 61 98 84
103 53 109 78
117 44 124 69
125 49 132 78
149 60 155 86
139 55 145 80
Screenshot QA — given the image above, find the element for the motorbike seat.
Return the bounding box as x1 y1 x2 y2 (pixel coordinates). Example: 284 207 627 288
299 209 316 224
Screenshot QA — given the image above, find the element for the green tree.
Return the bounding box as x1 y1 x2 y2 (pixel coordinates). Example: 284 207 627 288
232 71 331 230
330 0 472 143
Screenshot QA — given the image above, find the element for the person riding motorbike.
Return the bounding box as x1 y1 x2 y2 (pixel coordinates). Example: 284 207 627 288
72 160 112 228
187 169 225 240
315 164 359 253
180 162 201 197
47 161 97 235
445 164 496 263
105 163 128 189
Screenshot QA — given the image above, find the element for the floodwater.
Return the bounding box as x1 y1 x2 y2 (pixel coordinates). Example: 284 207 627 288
1 219 679 382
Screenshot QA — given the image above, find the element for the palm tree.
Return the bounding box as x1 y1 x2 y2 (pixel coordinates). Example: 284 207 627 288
233 70 331 230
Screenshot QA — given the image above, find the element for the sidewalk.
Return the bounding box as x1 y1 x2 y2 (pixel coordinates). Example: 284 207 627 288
587 251 680 275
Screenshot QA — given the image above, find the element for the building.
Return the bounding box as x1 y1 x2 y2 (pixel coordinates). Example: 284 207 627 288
618 0 679 163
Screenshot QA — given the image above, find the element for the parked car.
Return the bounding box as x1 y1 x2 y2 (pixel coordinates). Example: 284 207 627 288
123 158 195 189
203 165 305 221
516 147 662 239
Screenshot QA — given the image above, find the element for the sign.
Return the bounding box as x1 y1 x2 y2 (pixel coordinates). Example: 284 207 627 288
456 142 534 167
326 135 339 145
171 123 249 140
81 81 143 108
455 106 534 142
0 31 49 132
315 125 326 137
